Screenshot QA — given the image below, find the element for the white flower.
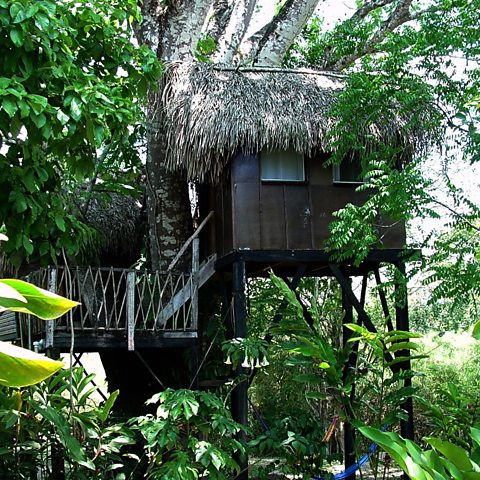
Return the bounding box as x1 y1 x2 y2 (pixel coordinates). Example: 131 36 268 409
241 357 250 368
260 357 270 367
254 358 261 368
224 355 232 365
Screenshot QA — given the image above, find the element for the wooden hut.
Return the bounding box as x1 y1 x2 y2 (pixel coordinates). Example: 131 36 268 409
160 62 429 270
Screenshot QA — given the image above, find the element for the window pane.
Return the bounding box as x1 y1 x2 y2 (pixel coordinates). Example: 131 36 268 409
261 148 305 181
333 158 364 183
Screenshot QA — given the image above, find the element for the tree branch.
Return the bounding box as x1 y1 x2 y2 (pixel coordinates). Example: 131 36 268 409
240 0 321 66
204 0 234 46
325 0 416 71
351 0 396 21
213 0 258 63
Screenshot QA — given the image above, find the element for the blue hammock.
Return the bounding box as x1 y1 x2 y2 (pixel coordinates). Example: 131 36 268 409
248 397 383 480
311 440 378 480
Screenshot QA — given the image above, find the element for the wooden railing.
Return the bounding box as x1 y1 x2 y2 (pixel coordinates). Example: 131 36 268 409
17 212 216 351
20 251 216 351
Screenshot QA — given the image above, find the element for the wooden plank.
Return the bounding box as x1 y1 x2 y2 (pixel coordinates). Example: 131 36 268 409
232 153 260 250
309 186 331 248
167 211 213 271
260 184 286 249
0 311 18 341
233 182 261 249
223 182 234 253
284 185 312 249
45 268 57 348
190 239 200 331
156 255 217 327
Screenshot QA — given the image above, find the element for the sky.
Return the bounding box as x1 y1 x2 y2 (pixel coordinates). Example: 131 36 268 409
249 0 355 36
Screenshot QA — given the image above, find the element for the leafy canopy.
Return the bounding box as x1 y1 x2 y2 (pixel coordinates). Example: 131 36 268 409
287 0 480 307
0 0 160 267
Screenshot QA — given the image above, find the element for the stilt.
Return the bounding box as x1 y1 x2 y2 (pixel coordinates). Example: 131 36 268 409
231 260 248 480
342 278 356 480
395 262 414 441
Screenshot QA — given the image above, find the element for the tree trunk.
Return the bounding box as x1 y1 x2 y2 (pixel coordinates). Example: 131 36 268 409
146 107 192 271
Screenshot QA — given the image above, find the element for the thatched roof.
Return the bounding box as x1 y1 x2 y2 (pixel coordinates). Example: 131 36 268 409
161 62 431 182
83 193 144 263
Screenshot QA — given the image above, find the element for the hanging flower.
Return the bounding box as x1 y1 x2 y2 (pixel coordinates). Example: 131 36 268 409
255 358 261 368
241 357 250 368
224 355 232 365
260 357 270 367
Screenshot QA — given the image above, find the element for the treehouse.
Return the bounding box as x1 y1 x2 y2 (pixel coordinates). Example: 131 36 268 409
161 62 426 274
7 62 431 477
160 62 430 478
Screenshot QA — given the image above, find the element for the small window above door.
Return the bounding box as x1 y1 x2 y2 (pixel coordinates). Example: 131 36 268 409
261 148 305 182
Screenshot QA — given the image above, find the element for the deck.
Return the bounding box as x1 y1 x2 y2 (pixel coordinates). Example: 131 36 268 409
18 260 215 352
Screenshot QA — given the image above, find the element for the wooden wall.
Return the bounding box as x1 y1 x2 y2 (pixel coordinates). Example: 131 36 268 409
208 152 406 257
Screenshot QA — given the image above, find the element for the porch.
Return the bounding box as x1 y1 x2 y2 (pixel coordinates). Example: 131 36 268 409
19 253 215 352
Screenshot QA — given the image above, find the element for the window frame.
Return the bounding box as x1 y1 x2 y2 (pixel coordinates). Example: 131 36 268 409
260 148 306 183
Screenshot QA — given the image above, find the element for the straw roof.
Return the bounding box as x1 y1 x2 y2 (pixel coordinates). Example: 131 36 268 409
83 193 144 262
161 62 431 183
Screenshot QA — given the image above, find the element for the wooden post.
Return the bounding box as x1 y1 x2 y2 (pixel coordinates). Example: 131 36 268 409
191 238 200 331
189 239 200 387
232 260 248 480
342 278 356 480
395 262 414 441
45 267 57 349
127 271 135 351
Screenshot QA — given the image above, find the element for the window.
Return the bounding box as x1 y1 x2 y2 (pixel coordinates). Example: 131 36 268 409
261 148 305 182
333 157 365 184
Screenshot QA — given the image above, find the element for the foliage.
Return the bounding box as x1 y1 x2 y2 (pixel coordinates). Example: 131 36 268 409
132 388 245 479
359 424 480 480
284 1 480 303
249 413 334 478
0 0 160 267
0 367 134 479
416 381 480 451
222 337 269 368
0 341 63 388
0 278 78 320
413 331 480 442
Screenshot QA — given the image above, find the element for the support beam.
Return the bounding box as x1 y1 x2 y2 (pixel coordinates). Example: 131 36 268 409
330 264 395 366
342 279 356 480
232 260 248 480
374 269 395 332
395 262 414 441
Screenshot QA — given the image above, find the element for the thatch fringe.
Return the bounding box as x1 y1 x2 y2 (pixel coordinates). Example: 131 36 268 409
161 62 431 183
83 193 144 260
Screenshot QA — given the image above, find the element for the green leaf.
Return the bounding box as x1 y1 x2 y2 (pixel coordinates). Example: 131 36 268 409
97 390 119 422
0 279 79 319
425 437 473 471
9 3 27 23
472 320 480 340
27 94 48 114
22 235 33 255
70 97 82 121
2 97 17 118
31 112 46 128
9 27 24 47
294 373 323 383
55 215 66 232
56 108 69 125
0 341 63 387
